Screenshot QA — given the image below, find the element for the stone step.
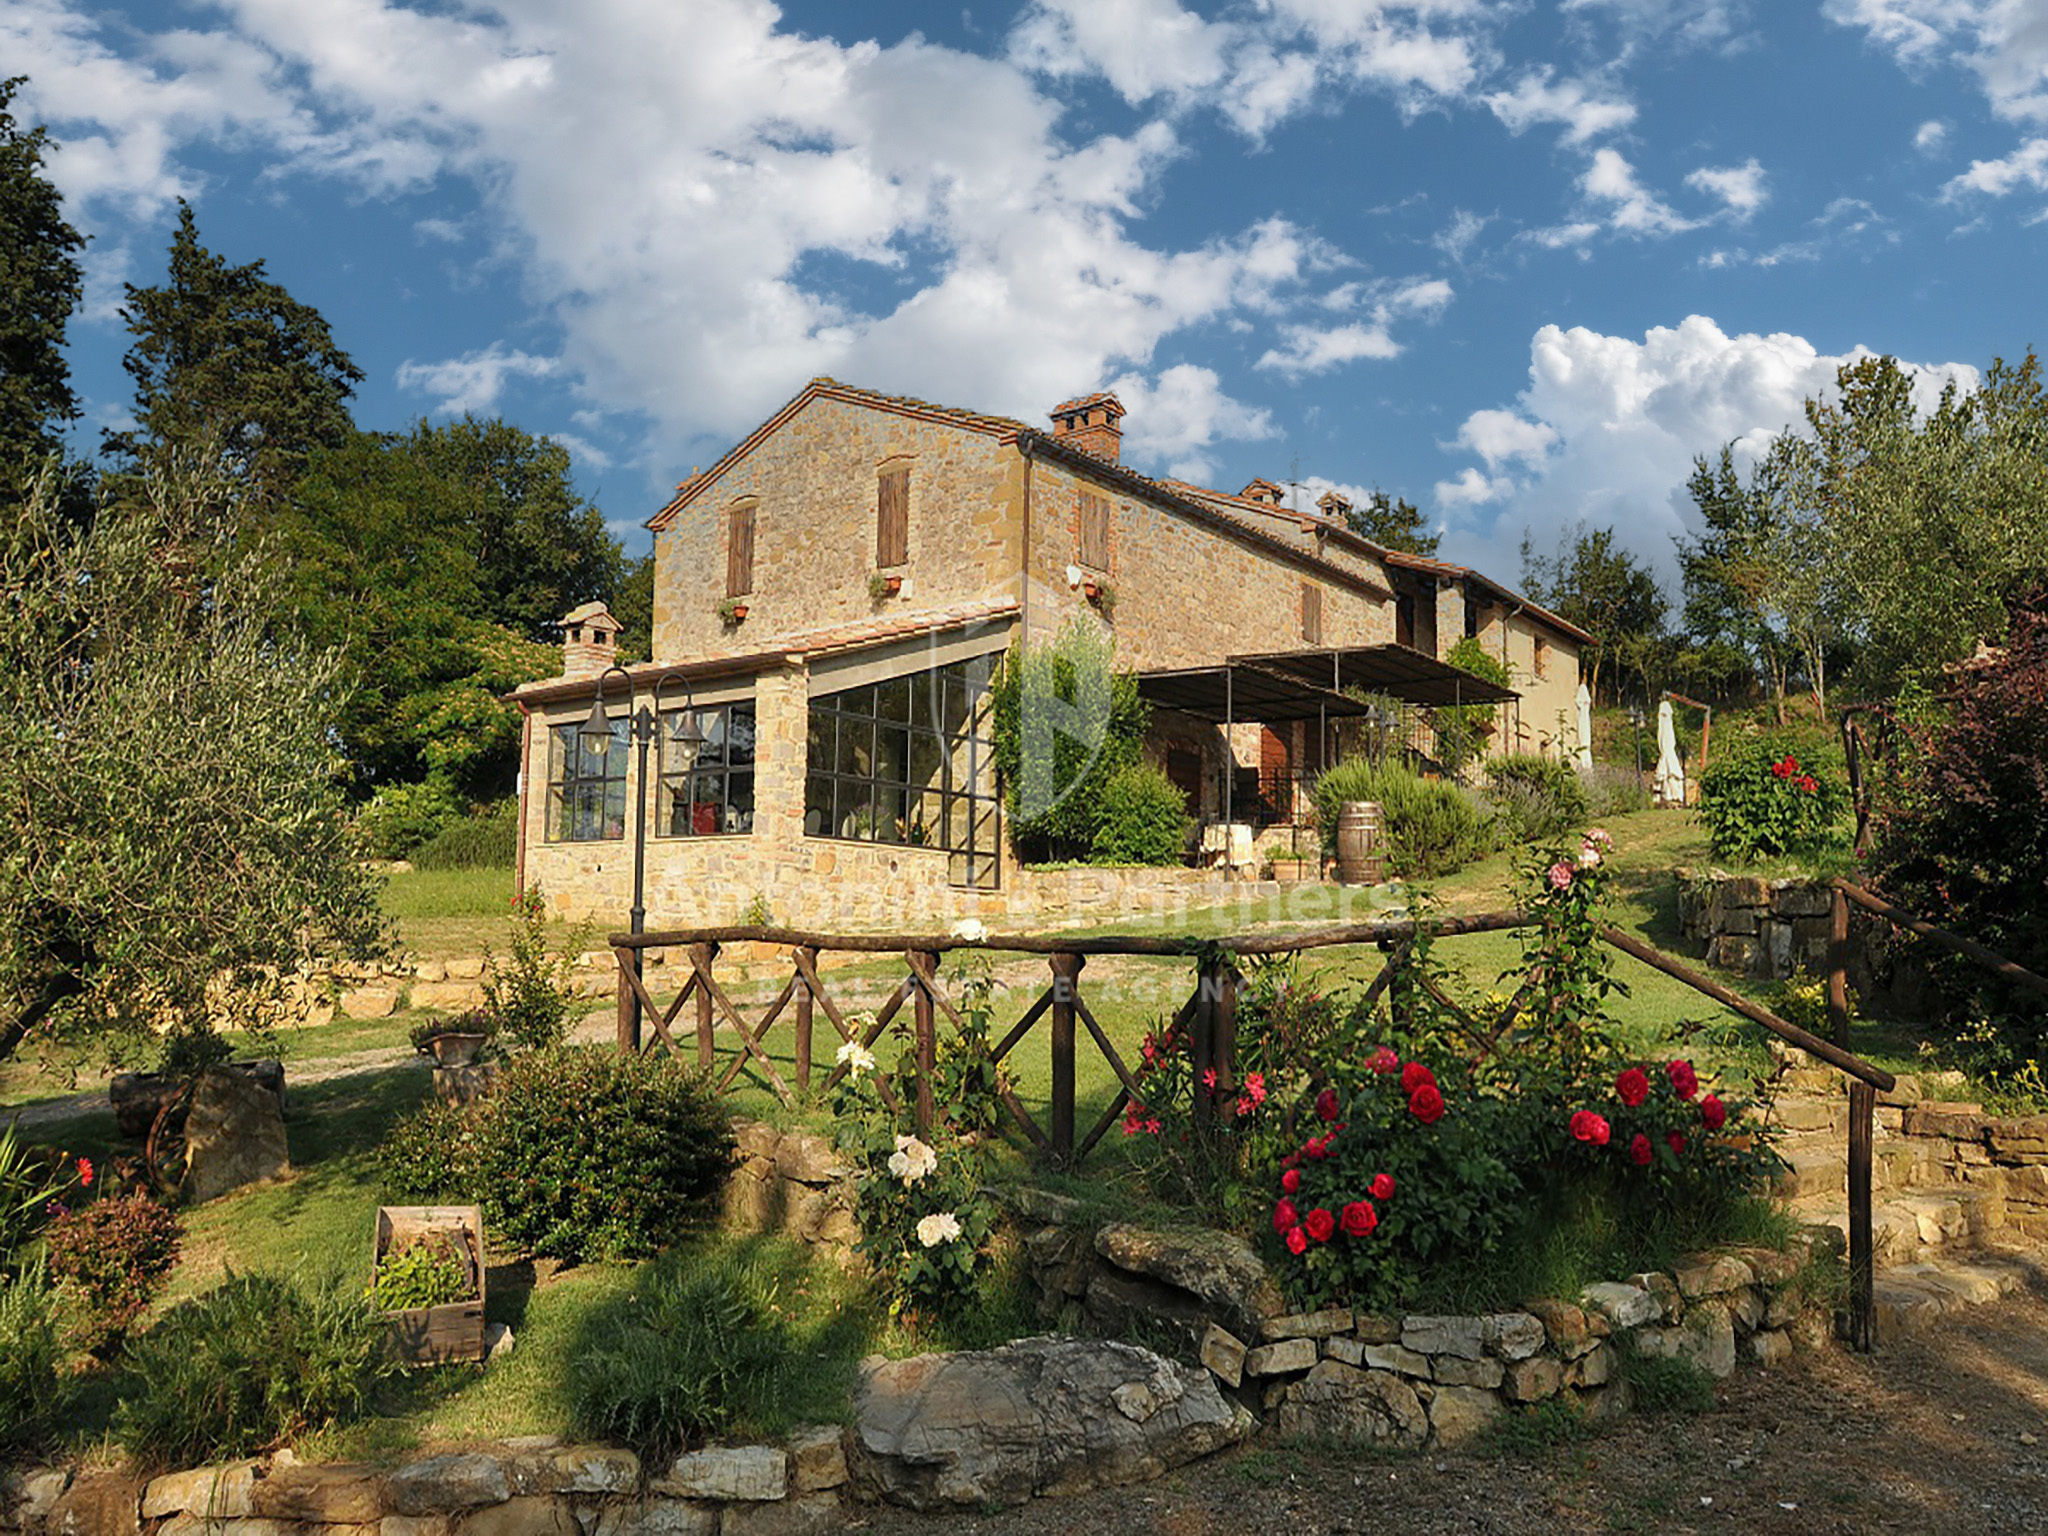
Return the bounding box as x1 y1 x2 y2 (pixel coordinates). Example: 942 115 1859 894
1874 1255 2034 1336
1774 1142 1848 1200
1789 1187 2013 1264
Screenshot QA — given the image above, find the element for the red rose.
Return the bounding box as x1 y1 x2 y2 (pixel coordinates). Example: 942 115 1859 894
1570 1109 1611 1145
1700 1094 1727 1131
1285 1226 1308 1256
1370 1172 1396 1201
1272 1198 1300 1233
1304 1207 1336 1243
1630 1133 1653 1166
1340 1200 1379 1237
1408 1084 1446 1124
1668 1132 1687 1156
1401 1061 1436 1094
1281 1168 1301 1194
1615 1067 1649 1107
1369 1046 1400 1074
1304 1136 1330 1160
1667 1059 1699 1100
1799 775 1818 794
1315 1087 1342 1123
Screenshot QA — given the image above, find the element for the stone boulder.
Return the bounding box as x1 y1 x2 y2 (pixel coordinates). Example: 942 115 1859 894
852 1336 1251 1510
1090 1224 1285 1342
1268 1361 1427 1448
180 1066 290 1204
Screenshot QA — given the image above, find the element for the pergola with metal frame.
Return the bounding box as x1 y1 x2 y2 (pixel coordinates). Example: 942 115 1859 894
1135 642 1522 830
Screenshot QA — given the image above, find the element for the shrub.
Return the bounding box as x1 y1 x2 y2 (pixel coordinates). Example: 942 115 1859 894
1698 734 1849 861
411 800 518 870
354 776 465 860
1311 759 1493 878
156 1023 236 1081
1584 764 1651 817
475 1047 733 1263
571 1244 852 1463
0 1265 66 1455
1869 588 2048 1040
1089 762 1190 866
378 1096 486 1202
116 1273 394 1466
1432 638 1512 778
990 620 1149 863
45 1193 182 1353
480 885 579 1051
1485 754 1590 845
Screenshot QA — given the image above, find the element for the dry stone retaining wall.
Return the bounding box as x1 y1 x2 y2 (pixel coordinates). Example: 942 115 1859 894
1017 1207 1838 1450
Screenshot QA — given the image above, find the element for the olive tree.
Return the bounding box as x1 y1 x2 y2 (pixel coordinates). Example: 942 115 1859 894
0 457 387 1063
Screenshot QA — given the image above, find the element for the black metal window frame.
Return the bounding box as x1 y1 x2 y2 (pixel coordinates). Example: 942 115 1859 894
654 701 757 838
548 719 628 842
803 656 1001 891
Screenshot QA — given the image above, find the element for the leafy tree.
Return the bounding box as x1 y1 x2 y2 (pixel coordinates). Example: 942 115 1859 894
612 553 655 663
281 429 571 796
990 620 1148 863
1803 353 2048 690
0 457 386 1064
1343 488 1440 557
1519 521 1668 705
0 77 85 491
1433 636 1511 778
402 416 622 640
105 202 361 511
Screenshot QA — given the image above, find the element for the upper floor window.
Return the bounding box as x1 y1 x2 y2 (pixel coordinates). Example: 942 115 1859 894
1079 492 1111 570
1301 581 1323 646
727 501 756 597
658 702 757 837
877 465 910 567
548 719 627 842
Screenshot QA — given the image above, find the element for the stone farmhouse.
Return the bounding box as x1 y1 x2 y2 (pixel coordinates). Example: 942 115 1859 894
510 379 1588 928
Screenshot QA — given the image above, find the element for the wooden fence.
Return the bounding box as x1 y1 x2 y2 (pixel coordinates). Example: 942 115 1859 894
612 909 1912 1345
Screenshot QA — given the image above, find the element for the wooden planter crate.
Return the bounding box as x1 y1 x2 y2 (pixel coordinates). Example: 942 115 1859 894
373 1205 487 1365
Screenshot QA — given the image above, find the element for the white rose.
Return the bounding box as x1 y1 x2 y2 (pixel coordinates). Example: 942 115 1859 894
891 1134 937 1183
1577 847 1602 869
950 918 987 943
835 1040 876 1076
916 1211 962 1247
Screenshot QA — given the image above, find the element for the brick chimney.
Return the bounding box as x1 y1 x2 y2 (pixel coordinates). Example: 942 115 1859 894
1049 392 1125 465
1316 490 1352 520
1240 478 1286 506
559 601 621 680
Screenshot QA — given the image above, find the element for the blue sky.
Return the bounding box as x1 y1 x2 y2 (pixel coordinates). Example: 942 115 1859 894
9 0 2045 583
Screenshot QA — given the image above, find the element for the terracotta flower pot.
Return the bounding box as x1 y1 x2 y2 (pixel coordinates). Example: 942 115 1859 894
427 1032 489 1068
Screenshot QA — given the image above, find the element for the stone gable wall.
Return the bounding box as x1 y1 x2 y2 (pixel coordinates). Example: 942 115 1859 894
652 395 1022 665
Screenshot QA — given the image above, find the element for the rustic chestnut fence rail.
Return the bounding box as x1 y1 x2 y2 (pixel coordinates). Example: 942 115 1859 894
612 912 1906 1344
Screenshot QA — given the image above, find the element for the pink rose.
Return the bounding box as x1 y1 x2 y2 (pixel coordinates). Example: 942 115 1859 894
1548 861 1574 890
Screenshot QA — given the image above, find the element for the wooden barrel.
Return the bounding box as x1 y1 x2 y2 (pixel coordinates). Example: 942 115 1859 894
1336 800 1385 885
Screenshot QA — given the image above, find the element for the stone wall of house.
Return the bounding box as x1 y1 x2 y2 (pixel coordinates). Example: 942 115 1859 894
651 393 1023 665
1021 453 1397 671
1012 1207 1835 1450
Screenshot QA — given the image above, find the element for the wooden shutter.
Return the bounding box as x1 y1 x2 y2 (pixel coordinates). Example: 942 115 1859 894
877 467 909 567
1301 581 1322 645
1079 493 1111 570
726 503 755 596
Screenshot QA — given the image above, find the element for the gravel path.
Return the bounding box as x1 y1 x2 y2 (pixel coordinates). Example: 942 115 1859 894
854 1288 2048 1536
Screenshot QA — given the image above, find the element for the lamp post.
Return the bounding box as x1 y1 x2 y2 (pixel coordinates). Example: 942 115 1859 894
580 664 708 1040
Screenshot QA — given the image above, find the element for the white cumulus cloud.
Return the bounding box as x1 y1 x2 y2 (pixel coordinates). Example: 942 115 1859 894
1482 69 1637 144
1433 315 1978 576
1104 363 1278 482
1582 147 1699 234
397 344 560 415
1255 275 1453 378
1685 157 1768 217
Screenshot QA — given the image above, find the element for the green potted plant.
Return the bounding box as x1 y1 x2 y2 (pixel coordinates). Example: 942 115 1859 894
868 571 903 602
410 1007 498 1068
717 596 749 625
369 1206 487 1365
1267 849 1313 884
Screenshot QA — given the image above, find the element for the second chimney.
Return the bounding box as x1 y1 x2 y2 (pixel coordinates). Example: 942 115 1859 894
559 600 622 680
1049 392 1125 465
